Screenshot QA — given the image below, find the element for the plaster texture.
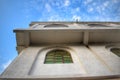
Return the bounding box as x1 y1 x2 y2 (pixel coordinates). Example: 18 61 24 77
0 22 120 80
1 44 120 79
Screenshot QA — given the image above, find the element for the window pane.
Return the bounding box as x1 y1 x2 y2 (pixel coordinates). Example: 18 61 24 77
64 60 72 63
45 61 54 64
46 56 54 58
44 50 73 64
55 59 63 63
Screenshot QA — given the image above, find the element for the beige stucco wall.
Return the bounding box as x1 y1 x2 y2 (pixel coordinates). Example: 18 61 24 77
29 46 86 76
1 44 120 79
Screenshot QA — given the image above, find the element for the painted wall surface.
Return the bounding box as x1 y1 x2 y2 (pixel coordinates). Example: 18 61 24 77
1 22 120 80
1 44 120 79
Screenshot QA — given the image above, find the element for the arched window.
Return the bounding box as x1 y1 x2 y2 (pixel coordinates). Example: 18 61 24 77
44 50 73 64
87 23 109 27
44 24 68 27
111 48 120 57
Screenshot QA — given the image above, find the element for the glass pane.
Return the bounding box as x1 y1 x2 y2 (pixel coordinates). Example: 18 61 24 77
55 54 62 57
45 61 54 64
44 50 73 64
64 59 72 62
64 60 72 63
55 57 62 59
64 58 71 60
55 59 63 63
46 56 54 58
55 60 63 62
46 58 54 61
55 61 63 63
55 58 62 60
63 56 70 58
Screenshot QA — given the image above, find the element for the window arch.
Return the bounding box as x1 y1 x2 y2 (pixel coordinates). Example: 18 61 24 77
110 48 120 57
44 49 73 64
44 24 68 27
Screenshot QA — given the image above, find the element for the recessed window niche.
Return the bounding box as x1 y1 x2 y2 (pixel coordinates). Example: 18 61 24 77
28 46 86 76
44 49 73 64
44 24 68 28
87 23 111 27
106 44 120 57
110 48 120 57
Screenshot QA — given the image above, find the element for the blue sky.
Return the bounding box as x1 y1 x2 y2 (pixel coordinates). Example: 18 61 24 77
0 0 120 74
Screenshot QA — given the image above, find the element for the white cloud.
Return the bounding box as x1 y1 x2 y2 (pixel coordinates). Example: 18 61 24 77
76 7 80 12
95 16 112 21
54 2 60 7
64 0 70 7
71 7 80 15
84 0 93 5
38 14 68 21
113 0 118 3
72 15 81 21
88 7 93 12
96 6 101 13
48 15 64 21
2 60 12 69
45 3 52 12
92 2 96 6
103 1 109 8
96 1 110 13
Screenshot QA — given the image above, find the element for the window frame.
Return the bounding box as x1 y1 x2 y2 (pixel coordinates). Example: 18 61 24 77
44 49 73 64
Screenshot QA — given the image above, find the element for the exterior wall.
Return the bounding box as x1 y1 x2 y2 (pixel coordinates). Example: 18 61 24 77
89 31 120 43
1 22 120 80
29 22 120 29
1 44 120 79
29 46 86 76
15 29 120 54
13 22 120 53
0 47 40 78
30 31 83 44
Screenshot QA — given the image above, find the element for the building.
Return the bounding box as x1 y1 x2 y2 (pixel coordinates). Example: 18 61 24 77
0 22 120 80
